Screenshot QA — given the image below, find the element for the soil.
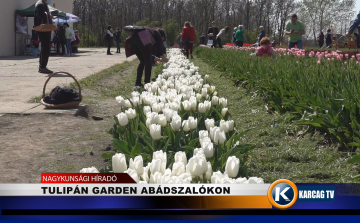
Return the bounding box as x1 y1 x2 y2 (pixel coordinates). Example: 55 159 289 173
0 62 136 183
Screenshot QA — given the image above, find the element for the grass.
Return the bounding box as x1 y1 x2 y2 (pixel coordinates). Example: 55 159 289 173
191 56 360 183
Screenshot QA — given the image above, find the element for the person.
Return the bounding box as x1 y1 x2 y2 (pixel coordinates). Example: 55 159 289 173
347 10 360 37
232 27 237 46
34 0 53 74
207 21 219 48
124 26 168 87
235 25 245 47
216 26 229 48
181 21 196 59
64 23 72 56
200 33 206 45
284 14 305 49
106 25 114 55
317 31 324 48
114 27 122 53
157 28 167 56
325 29 332 48
71 30 81 53
255 37 276 58
355 26 360 48
258 26 266 44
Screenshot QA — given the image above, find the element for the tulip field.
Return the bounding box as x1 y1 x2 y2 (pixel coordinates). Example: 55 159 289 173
80 49 264 184
196 46 360 153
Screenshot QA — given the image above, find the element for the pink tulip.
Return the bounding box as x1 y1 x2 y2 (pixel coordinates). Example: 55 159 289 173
317 61 321 65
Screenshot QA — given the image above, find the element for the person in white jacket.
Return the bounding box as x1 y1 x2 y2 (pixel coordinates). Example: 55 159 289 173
106 25 114 55
216 26 229 48
64 23 73 56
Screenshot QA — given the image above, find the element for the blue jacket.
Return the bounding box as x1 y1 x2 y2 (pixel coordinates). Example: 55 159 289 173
348 10 360 34
259 30 266 42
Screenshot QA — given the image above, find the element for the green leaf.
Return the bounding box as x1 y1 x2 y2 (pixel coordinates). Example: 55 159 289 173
348 155 360 164
131 144 142 158
113 139 130 155
101 151 115 160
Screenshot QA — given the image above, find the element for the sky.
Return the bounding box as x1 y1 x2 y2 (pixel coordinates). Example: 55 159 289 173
357 0 360 13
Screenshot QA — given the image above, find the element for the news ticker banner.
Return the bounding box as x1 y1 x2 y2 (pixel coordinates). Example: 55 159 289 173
0 174 359 210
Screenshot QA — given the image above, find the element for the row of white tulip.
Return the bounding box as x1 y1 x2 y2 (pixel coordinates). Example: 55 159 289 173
81 150 263 184
80 48 264 184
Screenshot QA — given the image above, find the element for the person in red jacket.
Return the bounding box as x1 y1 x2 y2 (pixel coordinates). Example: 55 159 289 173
181 21 196 59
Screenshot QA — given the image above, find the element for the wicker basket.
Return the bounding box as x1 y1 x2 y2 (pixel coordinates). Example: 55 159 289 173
40 72 82 109
33 24 58 32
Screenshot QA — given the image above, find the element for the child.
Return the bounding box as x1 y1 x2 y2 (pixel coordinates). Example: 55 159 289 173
255 37 276 58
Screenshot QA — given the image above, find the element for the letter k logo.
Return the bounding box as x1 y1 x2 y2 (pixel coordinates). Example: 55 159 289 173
275 187 290 201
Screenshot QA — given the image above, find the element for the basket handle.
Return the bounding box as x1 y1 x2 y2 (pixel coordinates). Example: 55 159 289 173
42 71 82 100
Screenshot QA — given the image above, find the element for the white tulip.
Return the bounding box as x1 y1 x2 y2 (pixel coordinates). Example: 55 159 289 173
186 154 208 177
124 99 132 108
138 181 148 184
200 137 212 148
179 173 192 183
201 88 208 98
143 106 151 115
80 166 99 173
172 162 186 176
146 118 152 129
163 108 174 122
158 114 167 127
219 98 228 107
182 120 191 132
205 162 212 181
125 108 137 120
170 102 180 111
210 86 216 93
161 175 175 184
190 98 197 111
205 75 209 80
149 172 162 184
193 148 206 160
117 112 129 126
116 96 125 106
131 156 144 175
211 171 224 184
228 120 235 131
150 159 162 174
182 100 192 111
125 168 139 183
213 128 226 145
221 177 237 184
198 103 206 113
170 115 182 131
203 142 214 158
196 93 202 102
204 100 212 110
142 163 151 183
199 131 209 140
205 119 215 131
212 96 219 105
236 177 248 184
248 177 264 184
152 103 162 113
220 120 229 133
209 126 218 141
221 108 229 117
153 150 167 163
225 156 240 178
112 153 127 173
175 151 187 165
188 117 198 130
150 124 162 140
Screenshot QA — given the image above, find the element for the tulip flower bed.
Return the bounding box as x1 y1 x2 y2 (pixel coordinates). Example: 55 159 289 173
195 46 360 150
80 49 264 184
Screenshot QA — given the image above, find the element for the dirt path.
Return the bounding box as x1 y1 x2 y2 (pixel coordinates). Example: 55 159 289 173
0 60 139 183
